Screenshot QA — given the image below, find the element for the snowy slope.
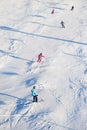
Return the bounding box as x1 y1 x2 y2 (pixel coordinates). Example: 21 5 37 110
0 0 87 130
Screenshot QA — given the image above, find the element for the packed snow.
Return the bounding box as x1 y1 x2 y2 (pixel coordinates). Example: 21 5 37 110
0 0 87 130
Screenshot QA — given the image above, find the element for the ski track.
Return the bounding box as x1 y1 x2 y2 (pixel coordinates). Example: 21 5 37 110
8 39 24 53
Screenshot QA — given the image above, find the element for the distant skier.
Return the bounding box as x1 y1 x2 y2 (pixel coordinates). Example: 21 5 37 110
71 6 74 11
51 9 55 14
60 21 65 28
37 53 45 63
31 86 38 102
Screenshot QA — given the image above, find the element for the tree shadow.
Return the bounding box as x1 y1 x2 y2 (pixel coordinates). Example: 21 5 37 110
0 100 5 105
0 72 18 75
0 93 21 100
0 26 87 45
0 49 34 63
25 77 37 87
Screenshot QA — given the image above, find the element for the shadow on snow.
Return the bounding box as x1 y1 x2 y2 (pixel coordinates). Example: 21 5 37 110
0 93 21 100
25 77 37 87
0 49 34 63
0 72 18 75
0 100 5 105
0 26 87 45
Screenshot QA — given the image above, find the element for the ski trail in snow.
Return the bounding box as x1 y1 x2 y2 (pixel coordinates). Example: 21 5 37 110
8 39 24 53
10 102 39 130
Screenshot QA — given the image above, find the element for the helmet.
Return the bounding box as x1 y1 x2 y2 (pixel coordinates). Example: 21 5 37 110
33 86 36 89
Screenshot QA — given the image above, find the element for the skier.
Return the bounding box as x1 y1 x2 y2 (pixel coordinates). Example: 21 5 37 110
51 9 55 14
37 53 45 63
60 21 65 28
31 86 38 102
71 6 74 11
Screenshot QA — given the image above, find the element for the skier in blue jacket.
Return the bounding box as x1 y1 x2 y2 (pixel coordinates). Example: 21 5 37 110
31 86 38 102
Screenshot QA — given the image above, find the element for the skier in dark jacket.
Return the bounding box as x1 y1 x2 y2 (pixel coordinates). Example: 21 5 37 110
71 6 74 11
51 9 55 14
31 86 38 102
60 21 65 28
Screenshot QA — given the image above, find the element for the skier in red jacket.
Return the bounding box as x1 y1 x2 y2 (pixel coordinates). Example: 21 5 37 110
37 53 45 63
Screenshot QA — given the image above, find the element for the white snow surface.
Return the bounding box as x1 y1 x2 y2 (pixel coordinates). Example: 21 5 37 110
0 0 87 130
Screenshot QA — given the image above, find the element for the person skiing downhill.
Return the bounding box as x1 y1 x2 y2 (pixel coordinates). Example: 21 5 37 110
51 9 55 14
71 6 74 11
60 21 65 28
37 53 45 63
31 86 38 102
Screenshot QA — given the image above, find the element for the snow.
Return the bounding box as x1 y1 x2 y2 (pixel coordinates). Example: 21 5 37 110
0 0 87 130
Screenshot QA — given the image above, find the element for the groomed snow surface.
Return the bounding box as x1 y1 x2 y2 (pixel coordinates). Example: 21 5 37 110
0 0 87 130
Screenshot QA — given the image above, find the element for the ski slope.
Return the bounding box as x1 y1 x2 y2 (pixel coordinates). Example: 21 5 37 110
0 0 87 130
